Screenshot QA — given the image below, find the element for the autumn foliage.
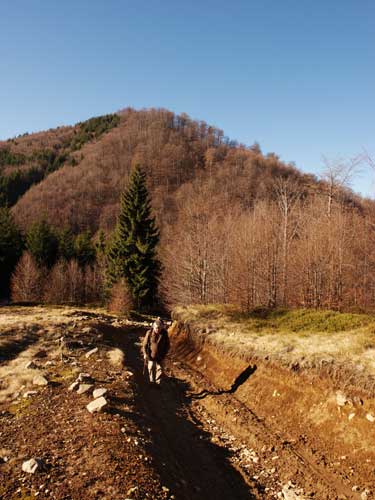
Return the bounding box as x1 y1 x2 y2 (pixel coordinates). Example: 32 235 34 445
0 108 373 311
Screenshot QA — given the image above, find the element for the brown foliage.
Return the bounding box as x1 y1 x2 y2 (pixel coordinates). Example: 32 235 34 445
11 252 45 302
11 108 319 235
43 260 104 304
107 279 134 315
4 108 374 311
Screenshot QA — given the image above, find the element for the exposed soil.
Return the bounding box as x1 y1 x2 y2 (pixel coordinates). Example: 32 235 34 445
0 307 374 499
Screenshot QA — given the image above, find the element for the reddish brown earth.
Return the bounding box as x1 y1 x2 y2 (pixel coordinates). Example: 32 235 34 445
168 321 375 500
0 309 374 499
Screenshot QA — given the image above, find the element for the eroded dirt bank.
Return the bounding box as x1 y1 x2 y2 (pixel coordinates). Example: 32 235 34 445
168 319 375 499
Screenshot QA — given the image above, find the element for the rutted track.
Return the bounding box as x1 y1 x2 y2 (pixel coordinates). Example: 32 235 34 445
108 326 367 500
107 326 262 500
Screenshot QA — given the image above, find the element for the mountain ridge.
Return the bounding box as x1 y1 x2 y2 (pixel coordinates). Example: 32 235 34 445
0 107 363 235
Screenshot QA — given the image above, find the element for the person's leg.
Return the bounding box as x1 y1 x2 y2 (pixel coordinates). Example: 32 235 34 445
147 360 156 383
155 361 163 385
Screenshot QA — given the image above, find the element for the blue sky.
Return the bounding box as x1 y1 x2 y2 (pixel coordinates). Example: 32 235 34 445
0 0 374 195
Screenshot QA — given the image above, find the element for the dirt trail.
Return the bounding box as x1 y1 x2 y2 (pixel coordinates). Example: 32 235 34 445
106 326 261 500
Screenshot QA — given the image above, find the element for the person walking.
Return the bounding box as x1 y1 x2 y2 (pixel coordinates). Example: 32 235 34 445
142 318 170 386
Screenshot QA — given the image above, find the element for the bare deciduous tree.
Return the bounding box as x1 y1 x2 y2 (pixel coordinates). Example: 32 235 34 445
11 252 44 302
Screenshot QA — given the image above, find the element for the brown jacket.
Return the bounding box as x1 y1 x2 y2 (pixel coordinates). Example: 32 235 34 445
142 328 170 362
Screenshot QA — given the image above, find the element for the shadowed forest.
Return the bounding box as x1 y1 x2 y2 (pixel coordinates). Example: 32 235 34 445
1 108 375 311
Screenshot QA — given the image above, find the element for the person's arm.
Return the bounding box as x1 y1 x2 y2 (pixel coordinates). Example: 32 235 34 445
142 331 151 359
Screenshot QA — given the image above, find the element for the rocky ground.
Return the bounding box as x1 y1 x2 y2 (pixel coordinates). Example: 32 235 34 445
0 307 373 499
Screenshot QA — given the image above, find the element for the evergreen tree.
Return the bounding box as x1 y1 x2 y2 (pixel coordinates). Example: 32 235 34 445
0 207 23 297
74 230 96 267
56 227 75 261
26 220 58 268
107 165 161 310
95 229 106 257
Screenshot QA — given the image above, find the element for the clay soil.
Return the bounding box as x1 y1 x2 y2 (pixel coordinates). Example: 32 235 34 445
0 308 374 499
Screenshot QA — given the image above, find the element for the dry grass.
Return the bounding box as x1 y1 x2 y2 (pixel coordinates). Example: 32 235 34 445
173 305 375 378
0 305 106 404
107 348 125 368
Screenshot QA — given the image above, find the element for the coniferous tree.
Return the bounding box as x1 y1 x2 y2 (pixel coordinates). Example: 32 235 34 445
107 165 161 310
56 227 75 261
74 230 96 267
0 207 23 297
26 220 58 268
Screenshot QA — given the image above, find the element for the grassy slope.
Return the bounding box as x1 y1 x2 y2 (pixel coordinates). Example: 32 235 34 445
173 305 375 378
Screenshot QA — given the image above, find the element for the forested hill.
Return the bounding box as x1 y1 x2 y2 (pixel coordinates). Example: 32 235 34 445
0 114 120 210
1 107 361 234
3 108 375 311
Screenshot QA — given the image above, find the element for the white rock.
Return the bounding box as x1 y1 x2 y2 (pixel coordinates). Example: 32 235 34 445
23 391 38 398
281 485 304 500
348 412 356 420
85 347 98 358
22 458 43 474
335 391 349 407
32 375 48 386
68 381 80 392
86 396 107 413
77 384 93 395
361 491 369 500
77 372 92 382
366 413 375 422
25 361 37 369
93 388 107 399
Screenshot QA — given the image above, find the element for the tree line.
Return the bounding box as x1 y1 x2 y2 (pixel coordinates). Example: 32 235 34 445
0 166 160 312
2 160 375 314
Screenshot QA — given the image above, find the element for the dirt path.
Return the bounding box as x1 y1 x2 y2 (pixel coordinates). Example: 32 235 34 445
107 327 261 500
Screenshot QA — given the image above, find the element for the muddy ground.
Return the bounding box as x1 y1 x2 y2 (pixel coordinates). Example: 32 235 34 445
0 307 374 499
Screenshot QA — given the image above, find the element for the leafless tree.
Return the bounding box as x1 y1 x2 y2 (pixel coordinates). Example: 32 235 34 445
11 252 45 302
320 156 362 217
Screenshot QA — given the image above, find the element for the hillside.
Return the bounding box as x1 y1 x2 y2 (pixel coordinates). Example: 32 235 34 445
2 107 338 233
0 114 119 210
2 108 374 312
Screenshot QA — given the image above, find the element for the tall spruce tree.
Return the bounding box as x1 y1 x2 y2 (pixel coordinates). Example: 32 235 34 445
0 207 23 297
107 165 161 310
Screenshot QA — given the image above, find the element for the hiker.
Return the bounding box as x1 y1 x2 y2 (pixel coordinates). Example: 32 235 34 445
142 318 170 386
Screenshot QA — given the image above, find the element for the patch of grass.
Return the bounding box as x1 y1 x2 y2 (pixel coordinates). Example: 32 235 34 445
49 367 77 383
11 489 36 500
173 304 375 384
8 398 32 417
179 305 375 335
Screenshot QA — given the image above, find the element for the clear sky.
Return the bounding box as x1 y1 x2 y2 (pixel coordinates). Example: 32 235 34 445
0 0 374 196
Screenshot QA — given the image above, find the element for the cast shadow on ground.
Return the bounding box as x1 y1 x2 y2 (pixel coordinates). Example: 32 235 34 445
188 364 257 400
105 326 262 500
